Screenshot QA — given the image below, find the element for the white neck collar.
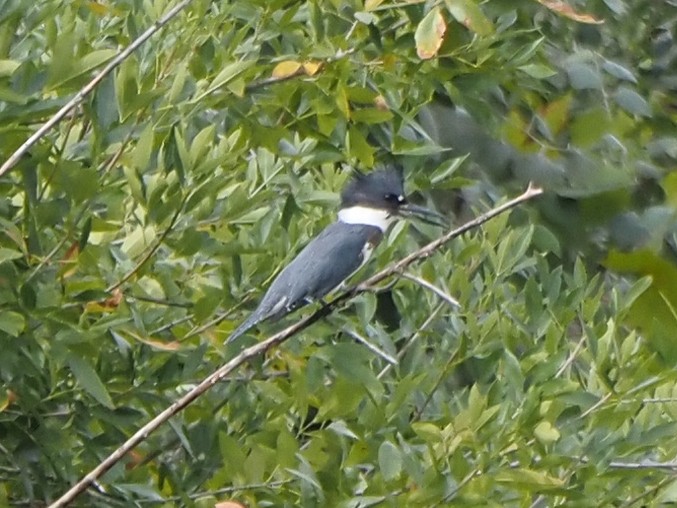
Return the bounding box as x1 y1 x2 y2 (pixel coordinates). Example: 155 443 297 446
337 206 393 233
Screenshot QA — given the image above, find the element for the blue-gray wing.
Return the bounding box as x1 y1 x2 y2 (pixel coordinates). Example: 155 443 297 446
260 222 382 318
227 222 381 343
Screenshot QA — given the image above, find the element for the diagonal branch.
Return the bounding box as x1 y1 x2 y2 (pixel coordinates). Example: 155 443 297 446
47 183 543 508
398 271 461 308
106 194 187 293
0 0 193 177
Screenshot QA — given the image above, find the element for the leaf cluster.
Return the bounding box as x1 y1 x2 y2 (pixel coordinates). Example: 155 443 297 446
1 0 677 506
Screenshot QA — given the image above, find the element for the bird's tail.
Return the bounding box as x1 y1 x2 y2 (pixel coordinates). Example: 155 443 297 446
225 312 261 345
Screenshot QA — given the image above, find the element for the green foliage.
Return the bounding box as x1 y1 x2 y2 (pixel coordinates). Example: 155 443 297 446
1 0 677 506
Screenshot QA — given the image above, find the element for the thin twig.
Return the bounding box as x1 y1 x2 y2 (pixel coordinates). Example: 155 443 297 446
106 195 187 292
619 397 677 404
136 480 292 504
129 295 193 308
579 392 612 419
399 271 461 308
0 0 193 177
442 467 481 502
149 315 194 335
555 331 586 378
620 477 672 508
344 329 398 365
412 344 460 420
243 68 307 92
574 454 677 471
47 302 336 507
48 184 543 507
607 459 677 471
24 236 69 283
377 302 444 380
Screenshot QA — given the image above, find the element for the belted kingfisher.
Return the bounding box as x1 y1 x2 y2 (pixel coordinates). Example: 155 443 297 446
226 167 446 344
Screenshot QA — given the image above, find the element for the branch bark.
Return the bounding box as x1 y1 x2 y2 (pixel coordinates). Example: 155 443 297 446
0 0 193 177
48 183 543 507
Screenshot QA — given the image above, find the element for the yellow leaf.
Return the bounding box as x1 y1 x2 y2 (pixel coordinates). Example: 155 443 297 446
127 331 182 351
336 85 350 119
272 60 302 78
534 421 561 444
302 61 322 76
541 94 571 136
415 7 446 60
84 301 114 314
215 502 246 508
537 0 604 24
373 94 388 111
365 0 384 10
87 1 123 16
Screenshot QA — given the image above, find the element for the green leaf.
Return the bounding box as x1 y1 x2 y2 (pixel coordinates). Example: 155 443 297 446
621 275 652 310
199 60 254 99
133 124 154 171
121 165 144 206
378 441 402 481
566 63 602 90
495 468 565 490
168 62 189 103
532 225 561 256
120 226 156 258
411 422 443 442
519 63 557 79
614 87 651 117
67 355 115 409
0 248 23 264
0 311 26 337
0 85 28 104
602 60 637 83
347 126 374 166
570 107 610 146
189 125 215 163
415 6 446 60
444 0 494 36
76 49 117 75
534 421 561 444
351 108 393 124
0 59 20 77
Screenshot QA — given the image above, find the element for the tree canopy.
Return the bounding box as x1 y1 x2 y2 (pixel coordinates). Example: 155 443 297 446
2 0 677 506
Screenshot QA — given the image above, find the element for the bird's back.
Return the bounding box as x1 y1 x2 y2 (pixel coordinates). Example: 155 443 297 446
226 221 382 343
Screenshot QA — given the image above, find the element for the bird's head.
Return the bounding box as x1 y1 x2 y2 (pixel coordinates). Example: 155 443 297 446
338 167 448 231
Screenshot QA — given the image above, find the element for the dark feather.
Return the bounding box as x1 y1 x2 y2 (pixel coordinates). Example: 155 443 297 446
226 222 382 343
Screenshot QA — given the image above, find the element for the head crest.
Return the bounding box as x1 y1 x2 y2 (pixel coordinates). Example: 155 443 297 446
340 167 405 209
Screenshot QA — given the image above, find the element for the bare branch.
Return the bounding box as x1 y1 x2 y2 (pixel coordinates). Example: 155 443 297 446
619 397 677 404
578 455 677 471
608 459 677 471
0 0 193 177
344 329 398 365
136 480 292 504
48 184 543 507
377 302 444 380
106 194 187 293
412 344 460 420
579 392 612 419
555 331 586 378
399 272 461 308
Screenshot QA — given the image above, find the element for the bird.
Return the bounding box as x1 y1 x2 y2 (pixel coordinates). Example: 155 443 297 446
225 167 447 344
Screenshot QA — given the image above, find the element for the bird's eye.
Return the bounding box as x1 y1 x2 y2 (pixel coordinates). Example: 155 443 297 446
385 193 405 204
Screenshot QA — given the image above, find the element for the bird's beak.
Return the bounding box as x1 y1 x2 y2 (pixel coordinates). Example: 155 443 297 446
398 203 449 228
